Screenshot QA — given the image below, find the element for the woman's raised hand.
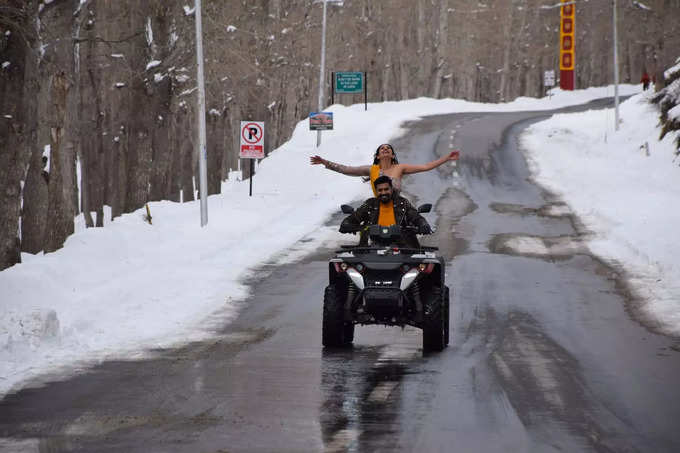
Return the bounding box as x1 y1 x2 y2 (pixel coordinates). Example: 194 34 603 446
448 150 460 160
310 155 325 165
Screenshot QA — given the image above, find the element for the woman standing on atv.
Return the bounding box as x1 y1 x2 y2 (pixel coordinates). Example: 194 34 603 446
310 143 460 196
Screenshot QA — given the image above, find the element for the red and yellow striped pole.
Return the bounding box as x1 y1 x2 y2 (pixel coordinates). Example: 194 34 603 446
559 0 575 90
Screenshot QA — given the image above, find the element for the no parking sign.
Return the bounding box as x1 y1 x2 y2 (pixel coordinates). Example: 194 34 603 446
240 121 265 159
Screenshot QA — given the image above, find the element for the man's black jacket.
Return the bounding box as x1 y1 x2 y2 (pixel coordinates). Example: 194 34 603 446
339 196 431 247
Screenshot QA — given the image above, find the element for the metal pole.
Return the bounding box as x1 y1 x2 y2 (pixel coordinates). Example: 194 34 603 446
364 71 367 111
195 0 209 225
613 0 620 131
249 160 253 197
316 0 327 147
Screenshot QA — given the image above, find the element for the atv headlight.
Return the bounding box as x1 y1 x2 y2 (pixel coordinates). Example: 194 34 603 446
346 267 365 290
400 268 420 291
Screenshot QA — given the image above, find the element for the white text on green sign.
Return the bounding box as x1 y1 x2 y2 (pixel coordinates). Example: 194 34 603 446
335 72 363 93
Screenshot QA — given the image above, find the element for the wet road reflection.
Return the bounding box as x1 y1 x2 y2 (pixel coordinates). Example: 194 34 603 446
320 339 419 452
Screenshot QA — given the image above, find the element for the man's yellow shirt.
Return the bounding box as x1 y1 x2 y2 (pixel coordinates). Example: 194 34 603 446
378 201 396 226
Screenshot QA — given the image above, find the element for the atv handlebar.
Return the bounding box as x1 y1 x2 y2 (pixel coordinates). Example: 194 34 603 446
340 224 433 236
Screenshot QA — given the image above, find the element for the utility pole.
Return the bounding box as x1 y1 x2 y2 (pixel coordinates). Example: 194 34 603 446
613 0 620 131
195 0 209 225
316 0 328 147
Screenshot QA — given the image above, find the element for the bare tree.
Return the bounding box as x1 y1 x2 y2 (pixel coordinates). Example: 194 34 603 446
44 71 74 253
0 2 29 269
3 0 680 265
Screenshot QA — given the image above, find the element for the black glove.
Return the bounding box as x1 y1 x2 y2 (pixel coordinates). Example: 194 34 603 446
339 223 360 234
418 223 433 234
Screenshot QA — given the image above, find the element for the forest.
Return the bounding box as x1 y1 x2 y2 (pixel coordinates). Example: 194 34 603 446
1 0 679 270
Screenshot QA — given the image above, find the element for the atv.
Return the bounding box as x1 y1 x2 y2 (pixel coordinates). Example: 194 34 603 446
322 203 450 352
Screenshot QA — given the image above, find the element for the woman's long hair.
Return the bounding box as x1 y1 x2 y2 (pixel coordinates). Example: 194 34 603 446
373 144 399 164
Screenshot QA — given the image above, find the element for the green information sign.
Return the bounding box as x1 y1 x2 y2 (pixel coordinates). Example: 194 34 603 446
335 72 364 94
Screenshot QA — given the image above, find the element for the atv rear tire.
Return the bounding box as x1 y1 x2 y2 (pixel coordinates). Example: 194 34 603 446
323 285 353 347
423 286 446 352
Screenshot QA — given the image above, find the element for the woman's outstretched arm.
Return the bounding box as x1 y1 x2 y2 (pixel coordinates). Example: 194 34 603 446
400 150 460 175
310 155 371 176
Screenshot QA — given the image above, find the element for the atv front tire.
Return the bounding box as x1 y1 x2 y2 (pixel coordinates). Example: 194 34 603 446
323 284 353 347
423 286 446 352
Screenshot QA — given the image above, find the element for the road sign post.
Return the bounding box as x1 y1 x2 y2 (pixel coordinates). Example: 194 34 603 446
195 0 208 226
239 121 265 197
314 0 344 147
364 71 367 111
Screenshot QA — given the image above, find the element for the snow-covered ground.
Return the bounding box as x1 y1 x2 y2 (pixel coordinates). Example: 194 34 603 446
521 89 680 336
3 83 677 399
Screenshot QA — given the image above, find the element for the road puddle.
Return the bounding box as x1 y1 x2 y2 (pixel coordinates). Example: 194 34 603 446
489 233 585 260
0 438 40 453
490 201 572 218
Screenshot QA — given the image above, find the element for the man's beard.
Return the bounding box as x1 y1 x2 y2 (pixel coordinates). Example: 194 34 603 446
378 194 392 204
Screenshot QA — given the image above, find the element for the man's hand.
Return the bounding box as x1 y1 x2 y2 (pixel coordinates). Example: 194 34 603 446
339 224 360 234
418 224 433 234
310 155 325 165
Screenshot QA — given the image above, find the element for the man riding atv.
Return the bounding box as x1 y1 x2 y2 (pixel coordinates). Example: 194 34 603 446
339 175 432 248
324 175 450 351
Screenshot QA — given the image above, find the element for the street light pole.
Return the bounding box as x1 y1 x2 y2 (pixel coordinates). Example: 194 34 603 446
195 0 209 225
613 0 620 131
316 0 328 147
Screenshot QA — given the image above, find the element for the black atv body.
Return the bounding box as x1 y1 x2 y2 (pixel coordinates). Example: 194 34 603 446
323 206 450 352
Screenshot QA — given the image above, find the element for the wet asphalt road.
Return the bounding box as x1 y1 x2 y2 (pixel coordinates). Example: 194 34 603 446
2 99 680 453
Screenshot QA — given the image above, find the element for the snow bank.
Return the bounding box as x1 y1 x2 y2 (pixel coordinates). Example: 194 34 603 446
521 91 680 335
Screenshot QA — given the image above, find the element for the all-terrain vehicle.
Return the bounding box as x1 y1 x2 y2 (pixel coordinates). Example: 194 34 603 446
322 203 450 352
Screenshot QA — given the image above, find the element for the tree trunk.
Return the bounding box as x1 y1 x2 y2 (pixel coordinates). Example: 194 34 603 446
431 0 449 99
207 110 223 195
0 17 29 269
126 122 151 212
149 78 173 202
182 136 196 202
79 139 93 228
0 119 24 270
44 72 74 253
498 1 515 102
19 37 46 255
416 0 426 96
166 103 185 202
